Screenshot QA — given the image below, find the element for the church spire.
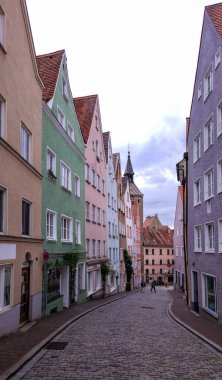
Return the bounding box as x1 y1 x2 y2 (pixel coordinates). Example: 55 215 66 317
124 149 134 182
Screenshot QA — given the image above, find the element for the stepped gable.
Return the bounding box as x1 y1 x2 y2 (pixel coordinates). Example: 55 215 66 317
143 227 173 247
73 95 97 144
144 214 163 229
206 2 222 38
36 49 64 101
103 131 110 164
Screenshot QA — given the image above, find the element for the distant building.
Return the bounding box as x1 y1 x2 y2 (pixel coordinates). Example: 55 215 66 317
143 215 174 284
187 3 222 321
173 186 185 292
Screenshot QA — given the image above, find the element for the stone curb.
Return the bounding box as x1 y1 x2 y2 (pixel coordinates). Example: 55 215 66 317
167 291 222 355
0 290 139 380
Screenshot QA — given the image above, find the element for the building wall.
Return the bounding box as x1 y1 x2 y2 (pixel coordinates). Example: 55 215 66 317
173 187 185 291
188 11 222 321
0 0 43 336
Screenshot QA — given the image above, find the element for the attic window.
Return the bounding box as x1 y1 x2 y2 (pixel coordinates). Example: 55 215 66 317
95 116 99 130
204 64 213 101
62 76 68 102
0 5 6 51
215 47 221 69
198 82 202 100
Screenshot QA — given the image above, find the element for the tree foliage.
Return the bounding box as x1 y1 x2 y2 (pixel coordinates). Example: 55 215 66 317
123 249 133 283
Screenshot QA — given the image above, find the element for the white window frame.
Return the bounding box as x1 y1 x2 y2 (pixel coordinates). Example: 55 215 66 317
201 273 217 316
0 6 5 50
0 265 12 310
175 247 178 257
198 82 202 100
92 205 96 223
217 100 222 137
215 46 221 69
194 178 201 206
102 180 105 195
46 147 56 177
75 220 81 244
46 209 57 240
86 239 90 257
21 124 31 162
77 262 85 291
204 168 214 201
193 133 201 163
102 210 105 226
97 240 101 256
205 222 215 253
0 95 6 138
86 201 90 220
204 117 213 151
22 198 31 236
181 246 184 257
0 186 6 234
57 106 65 128
217 158 222 194
67 122 75 141
97 175 100 191
204 64 213 101
62 76 69 101
61 215 73 242
97 207 101 224
92 239 96 257
61 161 72 191
92 170 96 187
194 225 202 252
85 164 90 182
74 174 80 197
218 219 222 253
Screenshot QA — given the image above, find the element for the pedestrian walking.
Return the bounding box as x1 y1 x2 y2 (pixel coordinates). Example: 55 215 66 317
164 279 168 288
141 279 146 293
151 279 156 292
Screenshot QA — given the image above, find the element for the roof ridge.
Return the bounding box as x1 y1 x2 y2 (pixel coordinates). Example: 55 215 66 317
36 49 65 58
74 94 98 100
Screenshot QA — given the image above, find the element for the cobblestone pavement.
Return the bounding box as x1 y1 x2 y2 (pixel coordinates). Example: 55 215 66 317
12 288 222 380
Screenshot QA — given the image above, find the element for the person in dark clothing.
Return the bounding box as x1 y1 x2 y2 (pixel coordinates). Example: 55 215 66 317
141 279 146 293
151 279 156 292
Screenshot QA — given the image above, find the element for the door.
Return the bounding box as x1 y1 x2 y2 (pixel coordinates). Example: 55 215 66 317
193 271 199 314
20 267 30 324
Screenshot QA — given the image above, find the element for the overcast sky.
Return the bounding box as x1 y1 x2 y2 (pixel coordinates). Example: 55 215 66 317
26 0 220 228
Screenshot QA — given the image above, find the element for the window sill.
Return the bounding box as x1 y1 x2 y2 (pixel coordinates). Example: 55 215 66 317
61 186 72 194
61 240 73 244
92 221 96 224
193 157 201 164
86 218 91 222
194 202 201 207
194 249 202 253
204 195 214 202
86 179 91 184
202 306 217 319
47 238 57 242
204 143 213 153
205 249 215 254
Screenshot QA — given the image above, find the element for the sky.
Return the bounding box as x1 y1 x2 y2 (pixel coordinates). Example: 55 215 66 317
26 0 221 228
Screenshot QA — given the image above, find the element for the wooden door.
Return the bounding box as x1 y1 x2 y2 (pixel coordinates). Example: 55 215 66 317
20 267 30 324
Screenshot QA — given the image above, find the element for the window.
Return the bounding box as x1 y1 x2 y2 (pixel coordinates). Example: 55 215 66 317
160 249 162 255
86 239 90 256
193 133 201 162
97 207 101 224
0 6 5 49
175 247 178 257
167 249 169 255
215 46 221 69
102 180 105 195
204 118 213 151
108 222 111 236
97 175 100 191
97 240 100 256
75 220 81 244
152 269 155 274
62 76 68 101
202 274 216 314
205 222 215 252
103 241 106 257
218 219 222 253
96 140 99 158
0 265 11 310
67 123 74 141
86 202 90 221
108 193 111 207
145 259 149 265
145 249 149 255
204 64 213 100
22 199 31 236
77 263 85 291
181 247 184 257
21 124 31 162
204 168 214 200
47 147 56 177
61 162 71 191
92 239 96 257
102 210 105 226
160 259 162 265
0 187 5 233
85 164 90 183
177 227 180 236
217 159 222 194
57 107 65 128
46 210 57 240
217 101 222 137
61 215 72 242
152 259 155 265
198 82 202 100
194 178 201 205
48 268 60 301
0 95 5 138
194 225 202 252
92 205 96 223
92 170 96 187
74 174 80 197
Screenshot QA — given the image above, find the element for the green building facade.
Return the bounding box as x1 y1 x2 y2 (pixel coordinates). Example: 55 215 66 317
37 50 86 315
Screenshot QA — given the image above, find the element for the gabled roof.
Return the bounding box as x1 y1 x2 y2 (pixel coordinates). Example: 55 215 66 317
144 214 163 229
129 181 143 197
73 95 97 144
103 131 110 164
143 227 173 248
206 3 222 38
36 49 64 101
124 151 134 180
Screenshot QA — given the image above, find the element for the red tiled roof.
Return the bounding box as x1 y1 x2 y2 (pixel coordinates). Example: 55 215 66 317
143 215 163 229
206 3 222 38
36 50 64 101
143 227 174 248
73 95 97 144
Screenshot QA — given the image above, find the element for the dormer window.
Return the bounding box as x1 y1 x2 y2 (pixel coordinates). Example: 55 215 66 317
62 76 68 101
204 64 213 101
57 107 65 129
198 82 202 100
215 47 221 69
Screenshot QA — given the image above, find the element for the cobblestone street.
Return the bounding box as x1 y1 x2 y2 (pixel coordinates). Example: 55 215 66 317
12 288 222 380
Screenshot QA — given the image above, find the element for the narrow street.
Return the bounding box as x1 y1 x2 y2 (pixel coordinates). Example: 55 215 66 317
12 287 222 380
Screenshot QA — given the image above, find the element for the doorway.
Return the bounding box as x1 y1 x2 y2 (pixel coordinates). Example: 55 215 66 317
20 267 30 324
192 271 199 314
